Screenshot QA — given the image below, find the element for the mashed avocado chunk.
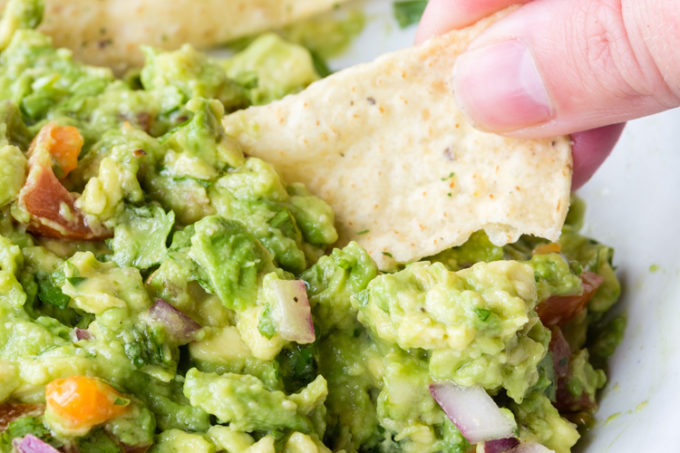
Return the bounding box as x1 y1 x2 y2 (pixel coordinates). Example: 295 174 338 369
0 1 623 452
222 34 320 105
0 145 26 207
356 260 550 402
183 368 323 433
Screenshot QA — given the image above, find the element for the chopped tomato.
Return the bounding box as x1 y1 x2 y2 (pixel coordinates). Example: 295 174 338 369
532 242 562 255
548 327 598 414
45 376 130 433
18 123 109 240
555 384 597 413
29 122 83 178
564 410 596 427
17 161 100 240
537 271 604 327
0 403 44 431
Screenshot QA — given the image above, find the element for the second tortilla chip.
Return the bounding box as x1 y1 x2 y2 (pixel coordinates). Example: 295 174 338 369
2 0 350 72
222 10 572 270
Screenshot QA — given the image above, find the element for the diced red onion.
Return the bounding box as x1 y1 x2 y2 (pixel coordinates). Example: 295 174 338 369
13 435 61 453
149 299 201 342
270 279 315 344
509 442 555 453
429 382 515 444
485 437 520 453
74 328 92 341
549 327 571 379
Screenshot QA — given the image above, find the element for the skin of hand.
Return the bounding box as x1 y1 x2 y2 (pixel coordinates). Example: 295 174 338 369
416 0 680 188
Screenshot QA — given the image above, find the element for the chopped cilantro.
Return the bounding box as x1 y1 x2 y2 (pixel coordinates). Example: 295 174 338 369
473 307 491 322
113 397 130 406
66 276 87 286
37 272 71 309
310 50 332 78
0 417 62 451
277 344 317 393
76 428 120 453
393 1 428 28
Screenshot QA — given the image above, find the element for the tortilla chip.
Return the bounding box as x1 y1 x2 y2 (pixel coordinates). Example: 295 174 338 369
0 0 349 72
222 10 572 270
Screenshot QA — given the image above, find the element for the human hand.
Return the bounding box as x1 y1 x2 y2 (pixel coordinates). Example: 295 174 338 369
416 0 680 189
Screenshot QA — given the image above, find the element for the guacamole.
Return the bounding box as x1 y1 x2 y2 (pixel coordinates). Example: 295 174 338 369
0 1 623 452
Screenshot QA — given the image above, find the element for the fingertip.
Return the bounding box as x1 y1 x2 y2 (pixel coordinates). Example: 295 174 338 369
571 123 625 190
415 0 456 44
415 0 528 44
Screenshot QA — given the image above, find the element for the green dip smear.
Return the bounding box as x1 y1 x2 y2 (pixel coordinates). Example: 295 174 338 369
228 8 366 77
0 1 624 452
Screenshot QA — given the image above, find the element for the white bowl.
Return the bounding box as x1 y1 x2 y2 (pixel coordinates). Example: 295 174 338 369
333 1 680 450
575 111 680 451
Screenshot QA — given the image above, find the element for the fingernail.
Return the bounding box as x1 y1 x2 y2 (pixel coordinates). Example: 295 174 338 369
453 40 553 131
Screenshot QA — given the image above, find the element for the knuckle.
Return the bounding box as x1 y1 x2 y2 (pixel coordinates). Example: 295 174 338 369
627 0 680 103
574 0 680 107
577 0 638 95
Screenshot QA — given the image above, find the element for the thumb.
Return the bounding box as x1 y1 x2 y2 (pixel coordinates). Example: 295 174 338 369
452 0 680 137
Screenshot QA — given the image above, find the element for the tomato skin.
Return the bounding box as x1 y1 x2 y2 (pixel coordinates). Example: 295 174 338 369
45 376 129 433
18 162 97 240
537 271 604 327
0 403 44 431
539 273 606 417
17 123 110 240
